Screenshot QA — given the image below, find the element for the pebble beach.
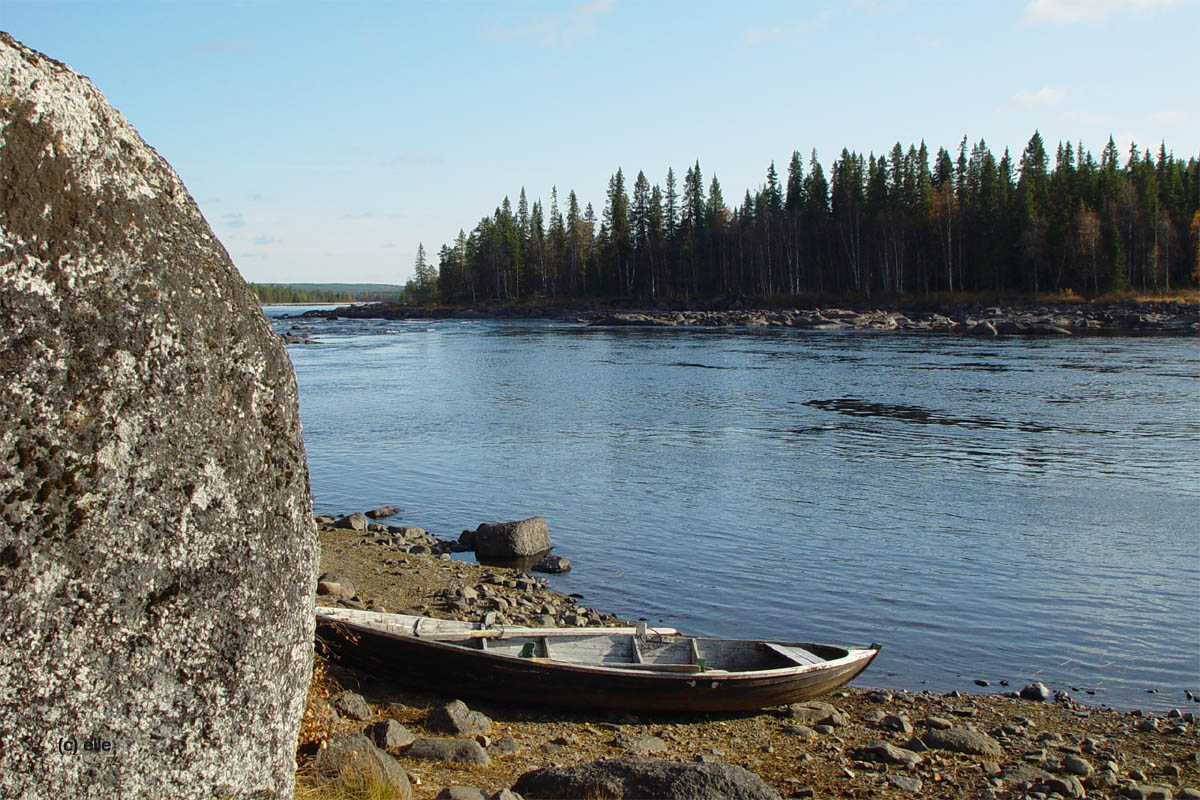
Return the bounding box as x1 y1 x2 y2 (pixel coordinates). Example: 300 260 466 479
299 513 1200 799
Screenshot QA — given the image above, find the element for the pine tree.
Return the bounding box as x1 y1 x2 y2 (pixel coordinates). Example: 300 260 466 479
413 242 437 300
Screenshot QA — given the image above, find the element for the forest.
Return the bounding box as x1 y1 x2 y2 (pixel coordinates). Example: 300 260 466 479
419 133 1200 304
248 283 354 304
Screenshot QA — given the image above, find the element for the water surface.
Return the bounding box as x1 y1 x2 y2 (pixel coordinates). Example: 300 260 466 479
269 307 1200 710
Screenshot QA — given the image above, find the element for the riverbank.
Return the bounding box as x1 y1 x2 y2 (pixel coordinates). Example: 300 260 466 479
287 297 1199 337
300 519 1200 799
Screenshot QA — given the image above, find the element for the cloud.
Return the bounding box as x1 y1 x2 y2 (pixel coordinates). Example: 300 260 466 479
1014 87 1066 108
341 212 375 223
238 252 267 260
222 212 247 229
743 9 833 44
1149 109 1190 125
254 235 280 246
483 0 615 49
186 40 253 54
1023 0 1185 24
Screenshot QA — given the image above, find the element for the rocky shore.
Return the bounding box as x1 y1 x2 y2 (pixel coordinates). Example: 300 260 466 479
301 511 1200 800
291 299 1199 337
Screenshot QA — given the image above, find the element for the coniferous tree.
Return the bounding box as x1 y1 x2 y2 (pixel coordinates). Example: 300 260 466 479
433 132 1196 303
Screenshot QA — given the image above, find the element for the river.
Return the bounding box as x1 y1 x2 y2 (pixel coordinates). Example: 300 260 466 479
267 306 1199 711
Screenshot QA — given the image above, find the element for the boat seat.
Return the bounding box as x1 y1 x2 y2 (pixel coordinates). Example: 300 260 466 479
540 636 551 659
764 643 823 665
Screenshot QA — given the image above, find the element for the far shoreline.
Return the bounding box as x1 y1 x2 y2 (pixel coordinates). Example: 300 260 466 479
278 293 1199 337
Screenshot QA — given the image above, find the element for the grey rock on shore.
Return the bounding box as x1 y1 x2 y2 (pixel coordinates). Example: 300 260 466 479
471 516 553 559
512 757 783 800
313 734 411 800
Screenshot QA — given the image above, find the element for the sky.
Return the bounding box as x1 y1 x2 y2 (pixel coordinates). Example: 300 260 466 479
5 0 1199 286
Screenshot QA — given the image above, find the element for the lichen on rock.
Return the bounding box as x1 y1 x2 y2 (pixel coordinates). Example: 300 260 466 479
0 31 316 799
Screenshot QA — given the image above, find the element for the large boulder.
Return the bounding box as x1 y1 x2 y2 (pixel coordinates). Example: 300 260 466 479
512 758 782 800
472 516 552 559
0 33 316 799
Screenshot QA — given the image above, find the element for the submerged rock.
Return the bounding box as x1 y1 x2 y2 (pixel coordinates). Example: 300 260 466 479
0 32 315 799
366 505 401 519
532 554 572 574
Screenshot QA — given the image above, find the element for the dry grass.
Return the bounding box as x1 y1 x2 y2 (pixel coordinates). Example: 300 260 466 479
295 657 406 800
297 657 340 755
295 767 399 800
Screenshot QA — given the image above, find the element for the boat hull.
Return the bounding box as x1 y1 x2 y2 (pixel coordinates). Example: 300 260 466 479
316 615 878 713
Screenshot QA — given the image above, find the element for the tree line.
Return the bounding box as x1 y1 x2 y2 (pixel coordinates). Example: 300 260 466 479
414 133 1199 304
249 283 354 304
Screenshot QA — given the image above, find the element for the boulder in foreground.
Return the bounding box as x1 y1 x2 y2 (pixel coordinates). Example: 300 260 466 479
0 32 315 799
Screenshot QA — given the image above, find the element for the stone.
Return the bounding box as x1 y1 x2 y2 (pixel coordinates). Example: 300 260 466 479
923 716 955 730
316 580 342 596
390 525 427 540
611 734 668 755
435 788 489 800
331 690 373 721
335 512 369 531
855 741 922 768
922 726 1004 758
863 708 887 724
1021 682 1052 702
786 701 842 726
319 573 357 599
880 714 914 734
426 700 493 735
472 516 552 559
1139 787 1175 800
1062 755 1095 777
887 774 923 793
407 738 491 766
313 734 412 800
782 724 817 739
365 719 416 751
366 505 400 519
1001 763 1054 785
512 757 783 800
531 554 572 574
0 33 315 800
492 791 524 800
488 737 521 756
1039 775 1086 798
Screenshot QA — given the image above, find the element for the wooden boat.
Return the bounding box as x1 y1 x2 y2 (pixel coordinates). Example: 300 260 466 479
315 606 881 712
